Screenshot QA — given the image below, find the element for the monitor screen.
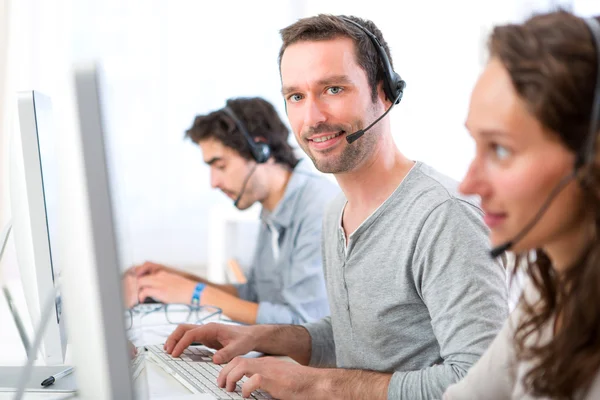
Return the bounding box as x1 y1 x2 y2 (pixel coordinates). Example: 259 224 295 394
33 92 62 325
10 90 68 364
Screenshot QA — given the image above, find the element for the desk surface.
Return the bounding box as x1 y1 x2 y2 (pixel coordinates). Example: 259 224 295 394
0 364 203 400
0 279 243 399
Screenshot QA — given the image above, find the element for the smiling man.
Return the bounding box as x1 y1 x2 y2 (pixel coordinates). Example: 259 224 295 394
133 97 339 325
165 15 508 399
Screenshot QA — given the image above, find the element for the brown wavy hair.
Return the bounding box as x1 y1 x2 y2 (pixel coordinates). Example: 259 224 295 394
185 97 299 169
279 14 395 103
489 11 600 399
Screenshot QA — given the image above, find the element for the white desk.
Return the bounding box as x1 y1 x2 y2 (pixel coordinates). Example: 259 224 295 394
0 365 193 400
0 279 227 399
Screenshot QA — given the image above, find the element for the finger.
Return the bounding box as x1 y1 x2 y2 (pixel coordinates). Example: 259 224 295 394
225 362 248 392
242 374 264 399
128 341 138 359
124 266 137 276
213 342 244 365
225 358 260 393
136 274 161 289
181 323 224 351
217 357 242 389
164 324 196 353
211 326 244 364
171 326 213 357
135 261 159 277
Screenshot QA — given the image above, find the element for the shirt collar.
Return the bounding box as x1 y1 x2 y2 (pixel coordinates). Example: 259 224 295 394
260 159 312 229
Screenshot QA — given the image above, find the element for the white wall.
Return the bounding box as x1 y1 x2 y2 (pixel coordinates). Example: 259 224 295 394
1 0 304 277
0 0 13 283
67 0 304 272
1 0 77 281
5 0 597 279
573 0 600 15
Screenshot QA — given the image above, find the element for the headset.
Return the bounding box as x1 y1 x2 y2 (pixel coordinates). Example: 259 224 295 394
339 17 407 144
489 16 600 258
222 105 271 164
221 105 271 207
577 18 600 168
341 17 406 105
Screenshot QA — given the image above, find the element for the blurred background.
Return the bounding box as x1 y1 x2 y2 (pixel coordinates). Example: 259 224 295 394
1 0 598 282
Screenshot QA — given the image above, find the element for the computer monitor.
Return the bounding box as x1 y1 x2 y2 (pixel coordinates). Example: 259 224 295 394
64 64 267 399
9 91 67 365
58 63 141 399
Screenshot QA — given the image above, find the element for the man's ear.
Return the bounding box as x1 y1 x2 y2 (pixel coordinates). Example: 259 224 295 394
377 81 391 108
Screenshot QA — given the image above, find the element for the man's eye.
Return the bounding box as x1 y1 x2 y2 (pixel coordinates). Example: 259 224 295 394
288 94 303 103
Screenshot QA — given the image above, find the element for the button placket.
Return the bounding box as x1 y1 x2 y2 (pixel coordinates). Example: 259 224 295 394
342 236 352 329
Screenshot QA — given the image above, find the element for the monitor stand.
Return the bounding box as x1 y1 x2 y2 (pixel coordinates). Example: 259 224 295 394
1 222 77 394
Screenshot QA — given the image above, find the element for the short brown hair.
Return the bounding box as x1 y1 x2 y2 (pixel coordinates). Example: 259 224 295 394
279 14 395 103
185 97 299 169
490 10 600 399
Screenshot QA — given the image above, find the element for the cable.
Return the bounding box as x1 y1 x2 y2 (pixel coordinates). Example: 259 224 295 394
233 162 258 208
0 219 12 264
489 169 577 258
346 91 403 144
2 285 30 353
0 220 30 353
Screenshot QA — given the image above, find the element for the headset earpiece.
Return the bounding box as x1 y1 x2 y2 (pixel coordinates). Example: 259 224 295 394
390 72 406 104
340 16 406 104
251 141 271 164
223 106 271 164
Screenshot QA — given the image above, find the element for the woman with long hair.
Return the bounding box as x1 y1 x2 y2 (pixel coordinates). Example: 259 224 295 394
444 10 600 399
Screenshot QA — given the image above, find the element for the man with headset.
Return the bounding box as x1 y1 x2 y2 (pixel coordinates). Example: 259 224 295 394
131 97 339 325
164 15 508 399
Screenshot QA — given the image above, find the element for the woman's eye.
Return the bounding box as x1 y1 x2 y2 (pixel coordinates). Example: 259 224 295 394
492 143 511 160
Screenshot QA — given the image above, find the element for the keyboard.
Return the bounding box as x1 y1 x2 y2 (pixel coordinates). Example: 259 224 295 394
145 344 273 399
131 346 146 380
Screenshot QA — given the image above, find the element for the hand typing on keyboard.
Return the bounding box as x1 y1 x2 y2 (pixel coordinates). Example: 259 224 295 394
146 345 271 399
217 356 318 400
165 323 260 364
163 322 332 399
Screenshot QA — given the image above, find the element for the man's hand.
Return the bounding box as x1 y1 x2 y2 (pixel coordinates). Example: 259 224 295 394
133 261 175 277
164 323 261 364
122 271 139 308
219 358 392 400
127 340 138 360
136 270 197 304
132 261 207 284
219 357 318 399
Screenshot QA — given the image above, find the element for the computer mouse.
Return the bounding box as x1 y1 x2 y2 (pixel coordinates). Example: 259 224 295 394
142 296 161 304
